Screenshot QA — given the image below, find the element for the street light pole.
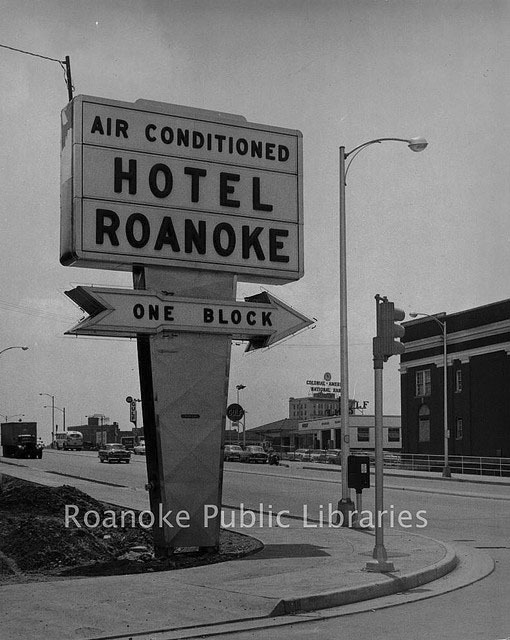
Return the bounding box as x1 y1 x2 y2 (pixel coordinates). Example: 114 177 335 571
338 136 428 525
45 405 66 432
39 393 55 446
338 146 354 521
410 312 450 477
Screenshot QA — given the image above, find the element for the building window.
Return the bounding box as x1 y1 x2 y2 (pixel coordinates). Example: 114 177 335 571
418 405 430 442
455 369 463 393
456 417 463 440
388 428 400 442
416 370 431 397
357 427 370 442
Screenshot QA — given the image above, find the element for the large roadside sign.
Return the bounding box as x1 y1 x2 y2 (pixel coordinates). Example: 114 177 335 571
60 95 303 283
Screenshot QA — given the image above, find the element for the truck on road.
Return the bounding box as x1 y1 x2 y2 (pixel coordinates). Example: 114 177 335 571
1 422 42 459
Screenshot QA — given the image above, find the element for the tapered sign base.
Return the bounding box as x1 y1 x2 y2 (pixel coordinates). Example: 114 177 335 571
134 267 234 555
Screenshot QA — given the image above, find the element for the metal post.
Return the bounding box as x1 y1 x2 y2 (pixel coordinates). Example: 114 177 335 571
337 146 354 524
51 396 55 445
442 321 451 477
366 357 395 572
411 312 450 478
65 56 73 102
236 384 246 448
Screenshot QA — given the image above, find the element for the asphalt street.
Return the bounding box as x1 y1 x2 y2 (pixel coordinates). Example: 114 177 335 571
4 449 510 639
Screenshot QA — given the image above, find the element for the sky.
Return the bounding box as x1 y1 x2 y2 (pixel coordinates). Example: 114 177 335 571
0 0 509 444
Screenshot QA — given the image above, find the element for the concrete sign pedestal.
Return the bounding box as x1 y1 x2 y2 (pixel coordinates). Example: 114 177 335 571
135 266 235 554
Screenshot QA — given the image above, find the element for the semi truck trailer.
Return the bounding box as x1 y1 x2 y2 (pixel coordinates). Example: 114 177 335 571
1 422 42 459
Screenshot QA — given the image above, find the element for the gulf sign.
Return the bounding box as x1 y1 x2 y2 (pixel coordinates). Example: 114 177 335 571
60 95 304 283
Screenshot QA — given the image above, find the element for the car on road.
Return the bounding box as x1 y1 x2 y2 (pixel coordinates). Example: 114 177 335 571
98 443 131 464
288 448 312 461
326 449 342 464
239 445 268 464
223 444 243 462
310 449 328 463
133 440 146 455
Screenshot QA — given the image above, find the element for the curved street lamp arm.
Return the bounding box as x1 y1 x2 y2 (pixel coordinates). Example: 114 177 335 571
343 137 427 182
344 138 412 159
0 346 29 357
411 311 446 332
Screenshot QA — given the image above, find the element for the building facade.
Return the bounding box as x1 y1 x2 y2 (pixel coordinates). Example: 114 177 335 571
400 299 510 458
289 396 339 420
297 415 401 451
248 413 401 452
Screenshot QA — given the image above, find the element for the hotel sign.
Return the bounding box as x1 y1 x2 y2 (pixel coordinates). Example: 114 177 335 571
60 95 303 283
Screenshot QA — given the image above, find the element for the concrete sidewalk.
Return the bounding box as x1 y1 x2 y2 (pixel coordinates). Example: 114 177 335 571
0 461 459 640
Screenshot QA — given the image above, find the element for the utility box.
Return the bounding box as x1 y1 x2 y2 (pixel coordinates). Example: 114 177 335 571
348 454 370 492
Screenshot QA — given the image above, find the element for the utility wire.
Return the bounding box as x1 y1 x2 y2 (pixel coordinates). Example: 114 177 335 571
0 43 63 63
0 43 73 99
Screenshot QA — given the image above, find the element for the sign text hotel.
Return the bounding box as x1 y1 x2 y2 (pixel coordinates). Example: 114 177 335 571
60 96 303 283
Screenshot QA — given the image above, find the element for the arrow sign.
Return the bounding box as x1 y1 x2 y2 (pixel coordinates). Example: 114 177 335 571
64 286 314 348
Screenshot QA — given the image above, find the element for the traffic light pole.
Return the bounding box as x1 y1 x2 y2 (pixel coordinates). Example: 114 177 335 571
366 357 395 572
367 293 405 572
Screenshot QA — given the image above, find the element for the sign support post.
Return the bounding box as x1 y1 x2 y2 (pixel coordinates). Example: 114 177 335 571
134 266 235 554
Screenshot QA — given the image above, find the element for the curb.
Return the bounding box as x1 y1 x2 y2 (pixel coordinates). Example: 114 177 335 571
270 538 458 616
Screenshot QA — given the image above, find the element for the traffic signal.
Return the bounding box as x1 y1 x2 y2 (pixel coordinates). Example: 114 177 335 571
373 294 406 363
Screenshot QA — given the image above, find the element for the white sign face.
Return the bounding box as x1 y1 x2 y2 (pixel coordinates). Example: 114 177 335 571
64 286 314 347
61 95 304 283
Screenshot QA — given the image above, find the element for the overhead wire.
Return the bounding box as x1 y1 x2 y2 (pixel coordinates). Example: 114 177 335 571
0 298 79 324
0 43 73 97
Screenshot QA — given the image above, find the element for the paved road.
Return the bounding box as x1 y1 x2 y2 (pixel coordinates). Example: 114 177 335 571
7 449 510 639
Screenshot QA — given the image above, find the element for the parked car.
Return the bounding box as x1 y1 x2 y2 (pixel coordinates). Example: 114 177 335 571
98 443 131 464
310 449 328 463
223 444 243 462
133 440 146 455
289 448 312 461
239 445 268 464
325 449 342 464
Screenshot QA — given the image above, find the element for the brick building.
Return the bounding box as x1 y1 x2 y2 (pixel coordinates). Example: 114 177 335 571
400 299 510 458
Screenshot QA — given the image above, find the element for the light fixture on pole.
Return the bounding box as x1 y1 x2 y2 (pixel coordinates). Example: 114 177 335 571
0 346 29 357
44 405 66 432
410 311 450 478
40 393 55 446
3 414 24 421
338 136 428 525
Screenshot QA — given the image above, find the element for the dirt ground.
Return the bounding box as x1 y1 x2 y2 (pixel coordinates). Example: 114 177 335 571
0 476 262 584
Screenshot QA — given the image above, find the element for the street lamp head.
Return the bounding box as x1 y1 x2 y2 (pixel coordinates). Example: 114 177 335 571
407 137 428 152
409 312 419 318
21 346 29 351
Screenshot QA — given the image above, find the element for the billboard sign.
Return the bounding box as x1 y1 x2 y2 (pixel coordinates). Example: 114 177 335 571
61 95 303 283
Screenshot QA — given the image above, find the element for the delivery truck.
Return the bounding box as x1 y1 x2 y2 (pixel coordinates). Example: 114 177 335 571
1 422 42 459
